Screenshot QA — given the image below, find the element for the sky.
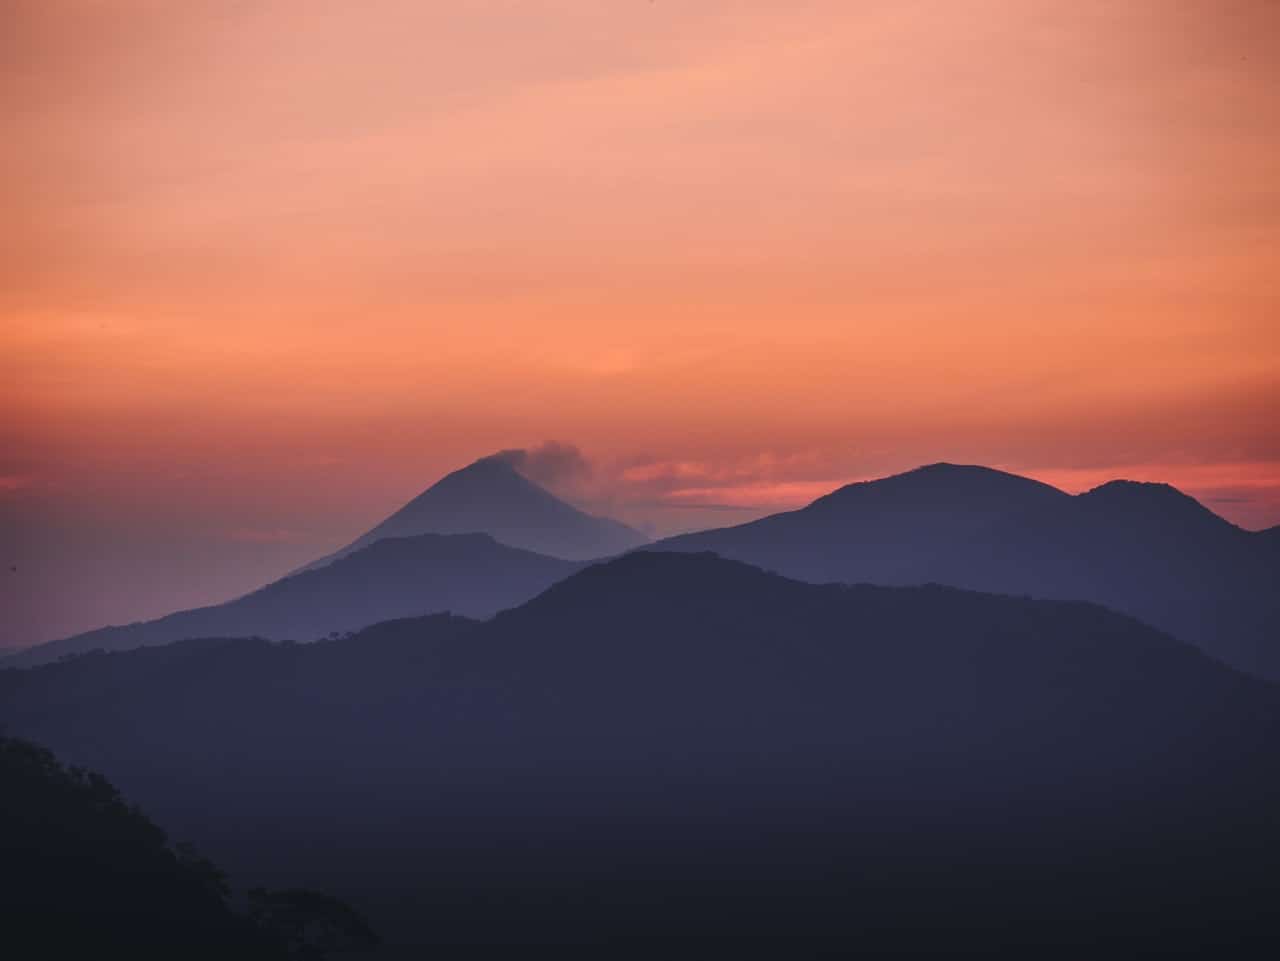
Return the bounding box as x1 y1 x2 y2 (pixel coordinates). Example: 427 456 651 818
4 0 1278 647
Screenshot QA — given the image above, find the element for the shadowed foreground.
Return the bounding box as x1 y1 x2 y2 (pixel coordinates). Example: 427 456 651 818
4 553 1279 956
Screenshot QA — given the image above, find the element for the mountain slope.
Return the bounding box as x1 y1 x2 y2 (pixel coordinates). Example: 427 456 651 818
650 464 1279 679
7 533 579 667
651 463 1067 584
305 454 646 567
1261 524 1280 551
4 552 1279 952
921 480 1280 678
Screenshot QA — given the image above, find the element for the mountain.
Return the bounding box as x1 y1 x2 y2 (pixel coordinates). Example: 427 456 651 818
303 454 646 568
653 463 1067 584
8 452 636 665
649 464 1280 679
7 533 580 667
4 552 1278 953
922 480 1280 678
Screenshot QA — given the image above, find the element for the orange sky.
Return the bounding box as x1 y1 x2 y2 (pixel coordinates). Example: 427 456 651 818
3 1 1279 645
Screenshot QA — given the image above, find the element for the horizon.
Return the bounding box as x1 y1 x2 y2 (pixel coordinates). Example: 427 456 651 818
4 447 1271 652
6 6 1280 955
5 2 1279 646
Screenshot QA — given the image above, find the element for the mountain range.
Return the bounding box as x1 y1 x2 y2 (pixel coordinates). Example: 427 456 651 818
9 456 1278 683
7 455 622 666
6 532 580 667
4 551 1278 953
652 463 1280 679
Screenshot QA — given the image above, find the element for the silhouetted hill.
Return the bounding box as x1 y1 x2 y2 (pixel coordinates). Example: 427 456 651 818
921 479 1280 678
8 533 578 667
4 553 1279 954
1 736 283 960
649 464 1280 679
304 454 646 568
653 463 1067 583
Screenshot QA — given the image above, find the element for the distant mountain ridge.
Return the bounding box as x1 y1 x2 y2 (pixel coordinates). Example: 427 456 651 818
650 463 1280 679
10 457 1276 679
7 533 580 667
303 454 646 569
655 463 1067 585
8 453 642 666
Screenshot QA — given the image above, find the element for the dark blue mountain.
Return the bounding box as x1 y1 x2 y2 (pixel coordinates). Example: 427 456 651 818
653 463 1067 583
4 552 1278 954
649 464 1279 679
7 532 579 667
922 480 1280 678
303 454 646 568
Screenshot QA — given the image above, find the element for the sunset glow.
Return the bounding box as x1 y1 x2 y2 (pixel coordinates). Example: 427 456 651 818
4 1 1278 646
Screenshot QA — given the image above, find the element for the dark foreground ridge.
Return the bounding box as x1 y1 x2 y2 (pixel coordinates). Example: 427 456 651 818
2 735 278 960
3 736 380 960
4 552 1279 956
